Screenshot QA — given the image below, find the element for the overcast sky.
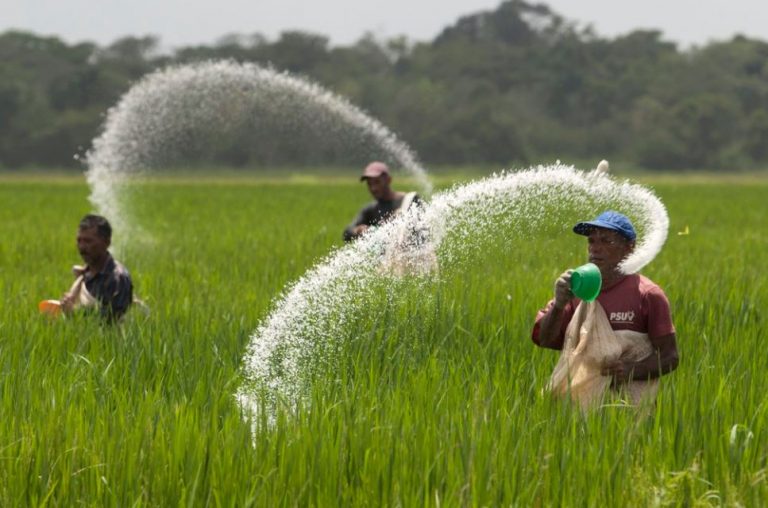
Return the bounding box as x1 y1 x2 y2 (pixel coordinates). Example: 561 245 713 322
2 0 767 50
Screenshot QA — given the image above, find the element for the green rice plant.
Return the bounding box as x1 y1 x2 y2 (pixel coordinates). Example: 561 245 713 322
0 174 765 506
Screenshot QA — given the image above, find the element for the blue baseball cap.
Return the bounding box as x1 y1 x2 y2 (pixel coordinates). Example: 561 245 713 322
573 211 637 241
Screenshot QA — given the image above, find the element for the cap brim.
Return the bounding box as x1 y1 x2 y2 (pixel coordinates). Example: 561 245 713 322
573 220 636 240
573 220 621 236
360 172 388 181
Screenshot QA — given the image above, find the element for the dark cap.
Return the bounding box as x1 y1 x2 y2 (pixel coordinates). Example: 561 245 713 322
573 210 637 241
360 161 390 181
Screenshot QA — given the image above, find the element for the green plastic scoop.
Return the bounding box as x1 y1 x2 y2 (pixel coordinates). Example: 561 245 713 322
570 263 602 302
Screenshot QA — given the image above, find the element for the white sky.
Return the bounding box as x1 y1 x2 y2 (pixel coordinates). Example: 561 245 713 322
2 0 767 50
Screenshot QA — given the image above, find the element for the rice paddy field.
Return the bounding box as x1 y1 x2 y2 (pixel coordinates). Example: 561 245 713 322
1 170 766 506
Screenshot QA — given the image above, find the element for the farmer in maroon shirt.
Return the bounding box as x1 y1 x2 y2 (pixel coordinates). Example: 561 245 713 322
532 211 679 387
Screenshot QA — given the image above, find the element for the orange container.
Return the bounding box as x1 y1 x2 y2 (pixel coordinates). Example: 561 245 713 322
38 299 63 317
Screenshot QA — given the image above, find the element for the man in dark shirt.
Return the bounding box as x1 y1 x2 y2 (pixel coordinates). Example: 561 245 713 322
60 214 133 321
343 161 420 242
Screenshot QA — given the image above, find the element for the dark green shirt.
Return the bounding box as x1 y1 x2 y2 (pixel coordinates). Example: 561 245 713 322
343 194 421 242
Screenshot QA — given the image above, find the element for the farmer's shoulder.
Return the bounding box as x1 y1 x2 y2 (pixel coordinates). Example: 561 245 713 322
110 258 133 283
634 274 670 306
636 273 666 293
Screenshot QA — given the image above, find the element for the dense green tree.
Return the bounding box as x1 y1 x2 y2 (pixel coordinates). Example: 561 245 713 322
259 31 330 74
2 0 768 170
745 110 768 162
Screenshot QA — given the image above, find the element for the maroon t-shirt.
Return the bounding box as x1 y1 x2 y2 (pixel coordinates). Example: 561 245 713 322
532 274 675 350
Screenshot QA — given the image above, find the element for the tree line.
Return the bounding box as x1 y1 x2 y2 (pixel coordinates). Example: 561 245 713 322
2 0 768 171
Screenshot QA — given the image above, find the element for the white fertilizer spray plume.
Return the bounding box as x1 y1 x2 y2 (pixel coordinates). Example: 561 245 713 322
237 163 669 414
85 60 431 241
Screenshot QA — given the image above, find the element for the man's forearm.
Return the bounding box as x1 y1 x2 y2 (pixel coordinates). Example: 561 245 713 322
628 349 679 380
537 305 565 348
343 226 357 242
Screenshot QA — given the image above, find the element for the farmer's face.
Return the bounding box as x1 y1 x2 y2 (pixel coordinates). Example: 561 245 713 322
365 174 391 201
587 228 634 275
77 226 109 267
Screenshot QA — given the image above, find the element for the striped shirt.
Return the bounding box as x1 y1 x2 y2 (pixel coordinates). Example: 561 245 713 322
83 254 133 321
